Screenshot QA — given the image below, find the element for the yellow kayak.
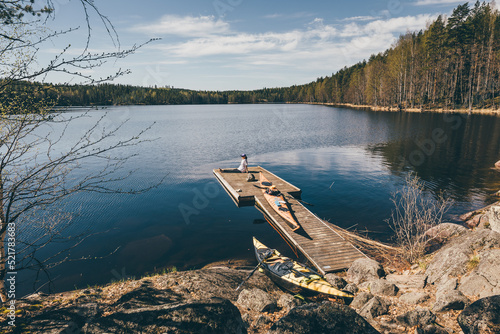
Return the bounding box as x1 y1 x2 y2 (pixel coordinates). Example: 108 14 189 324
253 237 354 300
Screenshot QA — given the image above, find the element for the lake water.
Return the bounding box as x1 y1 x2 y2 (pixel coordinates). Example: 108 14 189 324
17 104 500 295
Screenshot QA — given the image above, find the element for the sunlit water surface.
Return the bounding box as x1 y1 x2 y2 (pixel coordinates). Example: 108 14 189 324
16 104 500 295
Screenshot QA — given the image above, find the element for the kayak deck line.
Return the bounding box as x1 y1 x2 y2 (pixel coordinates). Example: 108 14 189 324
213 166 367 275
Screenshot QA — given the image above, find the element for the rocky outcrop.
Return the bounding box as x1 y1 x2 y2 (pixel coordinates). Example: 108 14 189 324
358 296 390 320
459 249 500 298
350 291 374 309
4 212 500 334
425 229 500 284
424 223 469 244
461 201 500 231
237 288 276 312
20 281 247 334
399 291 430 305
396 307 436 328
277 294 302 312
367 279 399 297
325 273 347 289
386 273 427 290
488 203 500 233
268 302 380 334
458 295 500 334
433 290 469 312
346 258 385 284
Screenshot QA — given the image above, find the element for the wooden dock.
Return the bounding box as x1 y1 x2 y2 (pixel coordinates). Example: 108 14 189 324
213 166 366 274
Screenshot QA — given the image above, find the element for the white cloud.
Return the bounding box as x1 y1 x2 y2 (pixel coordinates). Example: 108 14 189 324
340 16 380 22
149 13 434 66
263 12 314 20
414 0 464 6
133 15 230 37
159 31 303 57
135 12 439 89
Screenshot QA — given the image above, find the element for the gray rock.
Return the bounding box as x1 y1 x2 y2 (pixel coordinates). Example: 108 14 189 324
368 279 399 296
436 276 458 294
459 249 500 298
487 203 500 233
350 291 374 309
399 292 430 305
155 268 280 301
20 303 101 334
343 283 359 295
358 296 390 320
396 307 436 328
424 223 469 244
237 288 276 312
426 246 470 284
19 283 246 334
458 295 500 334
386 274 427 290
478 214 490 229
277 294 302 312
426 230 500 284
253 314 272 328
88 297 245 334
347 258 385 285
6 269 278 334
433 290 469 312
416 324 451 334
325 273 347 289
267 302 380 334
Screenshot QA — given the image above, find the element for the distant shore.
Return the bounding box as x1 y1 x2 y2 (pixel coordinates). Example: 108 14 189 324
301 102 500 116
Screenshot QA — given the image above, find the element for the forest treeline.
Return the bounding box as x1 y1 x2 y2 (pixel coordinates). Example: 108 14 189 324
5 2 500 110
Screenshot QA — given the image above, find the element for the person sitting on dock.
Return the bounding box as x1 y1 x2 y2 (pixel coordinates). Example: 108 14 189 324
219 154 248 173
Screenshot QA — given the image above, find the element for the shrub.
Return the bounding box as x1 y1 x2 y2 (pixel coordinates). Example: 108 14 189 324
386 173 453 263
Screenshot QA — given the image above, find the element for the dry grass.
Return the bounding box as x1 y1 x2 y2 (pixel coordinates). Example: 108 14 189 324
326 222 407 270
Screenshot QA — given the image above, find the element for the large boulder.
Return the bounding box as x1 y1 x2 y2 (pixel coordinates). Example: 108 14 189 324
458 295 500 334
368 279 399 297
85 297 245 333
350 291 374 309
487 204 500 233
325 274 347 290
267 301 380 334
343 283 359 295
424 223 469 244
396 307 436 328
154 268 279 302
425 246 470 284
386 274 427 290
358 296 390 320
436 276 458 294
14 282 247 334
399 292 430 305
459 249 500 298
277 294 303 312
433 290 469 312
426 230 500 284
347 258 385 284
237 288 276 312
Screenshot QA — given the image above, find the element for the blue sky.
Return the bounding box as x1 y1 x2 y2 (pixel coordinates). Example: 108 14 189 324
39 0 496 90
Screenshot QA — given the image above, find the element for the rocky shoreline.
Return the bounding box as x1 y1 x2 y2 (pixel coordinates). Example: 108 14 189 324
1 202 500 333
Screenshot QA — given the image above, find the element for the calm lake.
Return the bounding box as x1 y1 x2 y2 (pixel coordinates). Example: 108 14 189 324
19 104 500 295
